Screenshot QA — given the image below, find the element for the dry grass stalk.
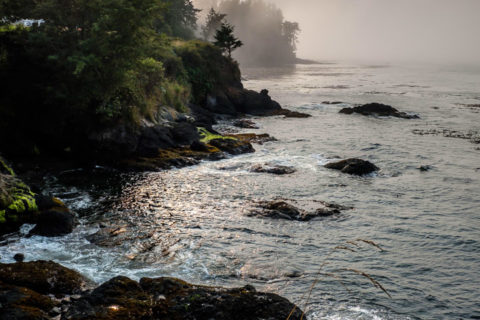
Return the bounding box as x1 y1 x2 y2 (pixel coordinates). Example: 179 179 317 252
286 239 390 320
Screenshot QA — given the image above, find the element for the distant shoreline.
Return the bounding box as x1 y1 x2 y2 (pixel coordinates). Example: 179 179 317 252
295 57 334 65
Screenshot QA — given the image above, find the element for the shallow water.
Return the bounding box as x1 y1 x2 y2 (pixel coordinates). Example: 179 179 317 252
2 62 480 319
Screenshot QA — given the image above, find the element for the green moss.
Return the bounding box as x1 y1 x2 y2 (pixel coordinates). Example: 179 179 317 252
0 157 15 176
197 127 237 144
7 194 37 213
0 210 5 223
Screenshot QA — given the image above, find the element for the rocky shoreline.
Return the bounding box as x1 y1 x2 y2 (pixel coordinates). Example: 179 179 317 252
0 80 310 319
0 260 304 320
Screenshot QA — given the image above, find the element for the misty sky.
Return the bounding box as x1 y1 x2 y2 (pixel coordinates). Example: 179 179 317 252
266 0 480 64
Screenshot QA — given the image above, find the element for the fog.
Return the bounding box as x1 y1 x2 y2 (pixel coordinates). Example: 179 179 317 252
267 0 480 64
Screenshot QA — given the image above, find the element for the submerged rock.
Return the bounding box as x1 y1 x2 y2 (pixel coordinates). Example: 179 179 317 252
418 165 433 172
339 103 419 119
248 200 348 221
250 163 296 175
322 101 343 105
325 158 379 176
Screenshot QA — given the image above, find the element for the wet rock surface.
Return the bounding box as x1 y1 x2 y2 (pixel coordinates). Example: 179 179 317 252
0 261 90 295
325 158 379 176
0 261 304 320
208 138 255 155
269 108 312 118
233 119 259 129
229 133 277 145
339 103 419 119
248 200 350 221
250 163 296 175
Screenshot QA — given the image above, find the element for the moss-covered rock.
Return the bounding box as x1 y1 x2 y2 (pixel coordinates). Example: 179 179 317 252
0 261 91 295
0 156 75 236
0 172 39 233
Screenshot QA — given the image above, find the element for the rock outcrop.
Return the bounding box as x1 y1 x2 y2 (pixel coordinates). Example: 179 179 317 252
339 103 419 119
0 156 75 236
324 158 379 176
248 200 349 221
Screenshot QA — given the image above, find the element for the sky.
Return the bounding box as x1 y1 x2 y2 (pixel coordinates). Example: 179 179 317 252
266 0 480 64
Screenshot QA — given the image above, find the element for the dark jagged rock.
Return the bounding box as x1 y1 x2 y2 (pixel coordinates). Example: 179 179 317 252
142 277 303 320
229 133 277 145
29 206 75 237
13 253 25 262
171 122 200 146
0 261 90 295
269 108 312 118
339 103 419 119
137 125 175 157
65 276 303 320
233 119 259 129
1 261 304 320
209 138 255 155
418 165 433 172
0 281 54 320
325 158 379 176
250 164 296 175
248 200 346 221
225 87 283 116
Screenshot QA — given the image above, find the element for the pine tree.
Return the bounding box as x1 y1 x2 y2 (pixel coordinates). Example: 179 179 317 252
213 22 243 58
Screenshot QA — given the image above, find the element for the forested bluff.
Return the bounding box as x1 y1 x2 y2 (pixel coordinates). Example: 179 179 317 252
0 1 308 319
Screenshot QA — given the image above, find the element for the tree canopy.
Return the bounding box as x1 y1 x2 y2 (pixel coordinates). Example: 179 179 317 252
214 22 243 58
0 0 216 154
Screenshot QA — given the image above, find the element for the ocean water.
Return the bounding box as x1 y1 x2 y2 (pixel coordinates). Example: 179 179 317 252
1 62 480 319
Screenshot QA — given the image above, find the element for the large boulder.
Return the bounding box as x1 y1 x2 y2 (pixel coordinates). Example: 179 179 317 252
325 158 379 176
339 103 419 119
29 206 75 237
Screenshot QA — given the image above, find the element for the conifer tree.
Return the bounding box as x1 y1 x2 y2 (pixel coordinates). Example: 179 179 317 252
213 22 242 58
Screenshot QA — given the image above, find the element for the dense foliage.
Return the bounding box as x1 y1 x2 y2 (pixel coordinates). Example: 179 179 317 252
0 0 233 155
